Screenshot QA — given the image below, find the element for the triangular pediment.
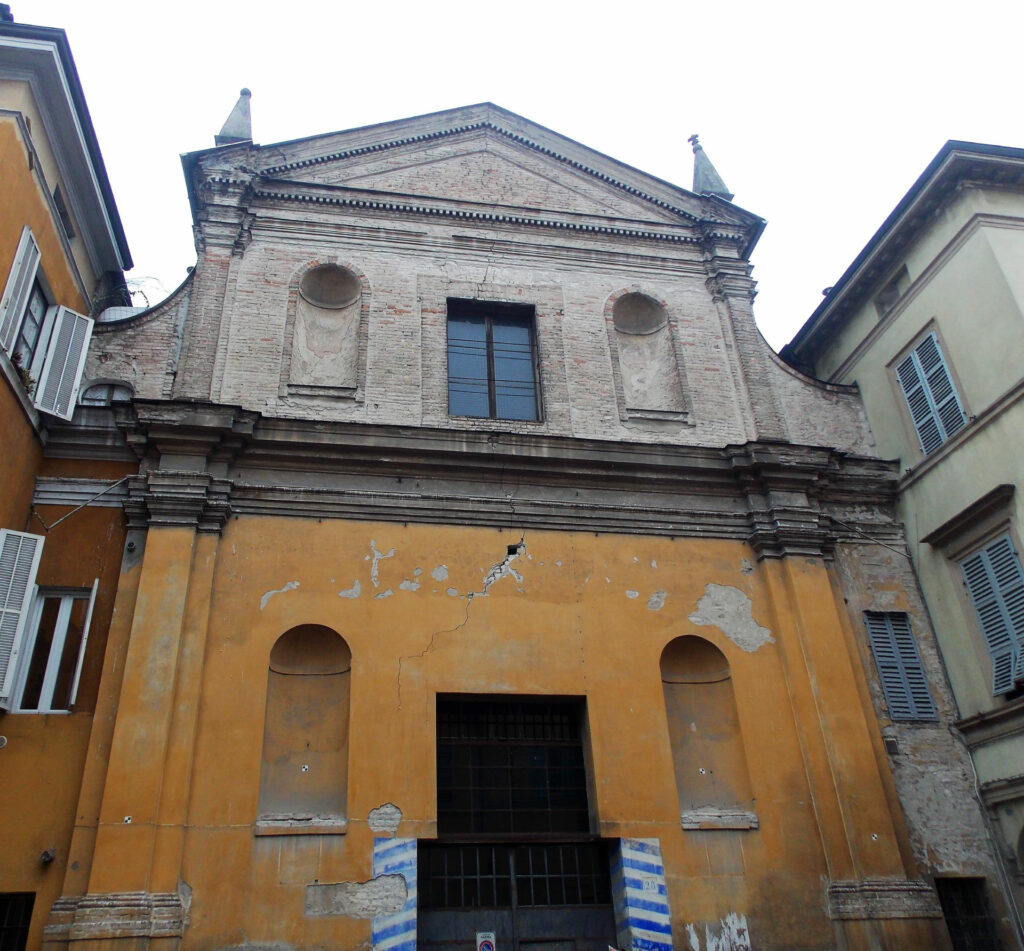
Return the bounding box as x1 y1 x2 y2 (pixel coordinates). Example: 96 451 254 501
250 105 760 232
271 128 682 223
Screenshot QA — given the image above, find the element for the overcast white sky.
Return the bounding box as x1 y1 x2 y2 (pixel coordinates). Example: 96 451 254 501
23 0 1024 349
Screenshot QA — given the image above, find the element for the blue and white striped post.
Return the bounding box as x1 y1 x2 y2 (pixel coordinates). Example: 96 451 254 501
610 838 673 951
372 837 417 951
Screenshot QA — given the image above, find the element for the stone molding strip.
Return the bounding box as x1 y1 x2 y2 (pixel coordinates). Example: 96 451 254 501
45 891 188 941
826 879 942 920
681 807 760 831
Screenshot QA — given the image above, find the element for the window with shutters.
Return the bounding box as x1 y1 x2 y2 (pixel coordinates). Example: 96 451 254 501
0 226 94 420
893 331 967 456
0 530 96 713
863 612 938 720
447 299 540 421
959 534 1024 696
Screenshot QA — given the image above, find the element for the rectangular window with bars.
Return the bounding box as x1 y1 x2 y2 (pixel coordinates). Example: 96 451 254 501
863 612 937 720
935 877 1000 951
446 299 540 421
894 332 967 456
960 534 1024 695
0 892 34 951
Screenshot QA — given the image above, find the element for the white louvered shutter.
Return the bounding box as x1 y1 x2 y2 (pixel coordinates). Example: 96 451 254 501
895 333 967 455
961 535 1024 695
34 306 93 419
0 227 42 353
0 530 44 708
864 612 937 720
68 579 98 708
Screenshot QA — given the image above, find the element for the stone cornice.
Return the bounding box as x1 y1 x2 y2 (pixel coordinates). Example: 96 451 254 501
247 178 737 247
43 401 904 554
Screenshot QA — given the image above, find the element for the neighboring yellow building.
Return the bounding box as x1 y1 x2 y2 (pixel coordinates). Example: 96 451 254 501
0 9 135 951
0 37 1014 951
785 140 1024 943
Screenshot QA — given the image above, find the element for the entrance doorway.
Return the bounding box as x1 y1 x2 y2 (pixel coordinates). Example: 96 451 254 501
418 698 619 951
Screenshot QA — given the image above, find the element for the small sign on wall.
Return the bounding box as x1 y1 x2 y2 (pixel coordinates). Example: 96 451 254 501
476 932 496 951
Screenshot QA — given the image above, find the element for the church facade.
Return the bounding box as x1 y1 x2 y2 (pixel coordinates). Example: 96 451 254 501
1 94 1013 949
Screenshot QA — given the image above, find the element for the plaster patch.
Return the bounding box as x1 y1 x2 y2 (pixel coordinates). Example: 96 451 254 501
368 802 402 833
260 581 299 611
651 560 658 568
446 587 459 597
626 590 639 599
375 589 393 600
370 540 396 587
305 874 407 918
739 558 754 576
647 589 667 611
338 580 361 599
689 584 774 652
555 560 562 567
413 567 422 576
432 565 448 581
684 912 751 951
399 580 420 591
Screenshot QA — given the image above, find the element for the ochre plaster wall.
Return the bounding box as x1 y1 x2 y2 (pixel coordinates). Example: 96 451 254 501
74 516 938 950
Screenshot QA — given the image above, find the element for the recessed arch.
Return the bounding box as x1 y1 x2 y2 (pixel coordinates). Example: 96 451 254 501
660 635 755 823
258 624 351 823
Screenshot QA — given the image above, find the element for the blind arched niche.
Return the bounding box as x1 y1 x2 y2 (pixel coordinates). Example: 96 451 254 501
611 292 686 419
660 635 758 830
288 263 362 396
257 624 351 832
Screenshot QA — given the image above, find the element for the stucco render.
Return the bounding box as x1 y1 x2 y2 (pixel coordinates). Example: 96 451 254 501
2 105 1009 951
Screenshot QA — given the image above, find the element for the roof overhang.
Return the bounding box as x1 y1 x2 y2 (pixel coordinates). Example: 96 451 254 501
0 20 132 272
783 141 1024 369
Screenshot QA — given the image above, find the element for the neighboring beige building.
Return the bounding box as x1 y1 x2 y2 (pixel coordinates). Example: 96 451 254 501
784 140 1024 940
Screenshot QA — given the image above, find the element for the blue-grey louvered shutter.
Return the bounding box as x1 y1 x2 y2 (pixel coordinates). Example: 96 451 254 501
895 333 967 455
864 612 937 720
960 535 1024 695
34 306 93 420
0 530 44 707
0 226 41 354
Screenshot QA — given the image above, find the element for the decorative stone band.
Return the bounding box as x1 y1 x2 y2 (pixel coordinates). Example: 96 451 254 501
371 837 417 951
44 891 188 942
826 879 943 920
610 838 674 951
680 806 759 831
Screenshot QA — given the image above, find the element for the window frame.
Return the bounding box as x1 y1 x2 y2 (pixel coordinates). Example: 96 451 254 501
890 328 968 457
446 298 542 423
0 226 95 420
0 529 97 714
863 611 938 720
957 532 1024 697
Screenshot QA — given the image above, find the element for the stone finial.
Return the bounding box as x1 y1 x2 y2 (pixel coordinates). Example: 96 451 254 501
215 88 252 147
689 133 734 201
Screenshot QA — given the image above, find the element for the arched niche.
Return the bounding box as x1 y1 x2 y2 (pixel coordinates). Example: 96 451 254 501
610 292 685 417
258 625 351 826
288 263 363 394
660 635 757 829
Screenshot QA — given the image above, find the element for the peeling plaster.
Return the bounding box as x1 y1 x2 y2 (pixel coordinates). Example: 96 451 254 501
626 590 639 599
472 540 524 598
432 565 448 581
647 589 667 611
689 584 774 652
651 559 658 568
413 567 423 576
305 874 407 918
260 581 299 611
739 559 754 576
375 589 393 600
685 913 751 951
370 540 396 587
399 580 420 591
368 802 402 833
338 580 361 599
445 587 458 597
